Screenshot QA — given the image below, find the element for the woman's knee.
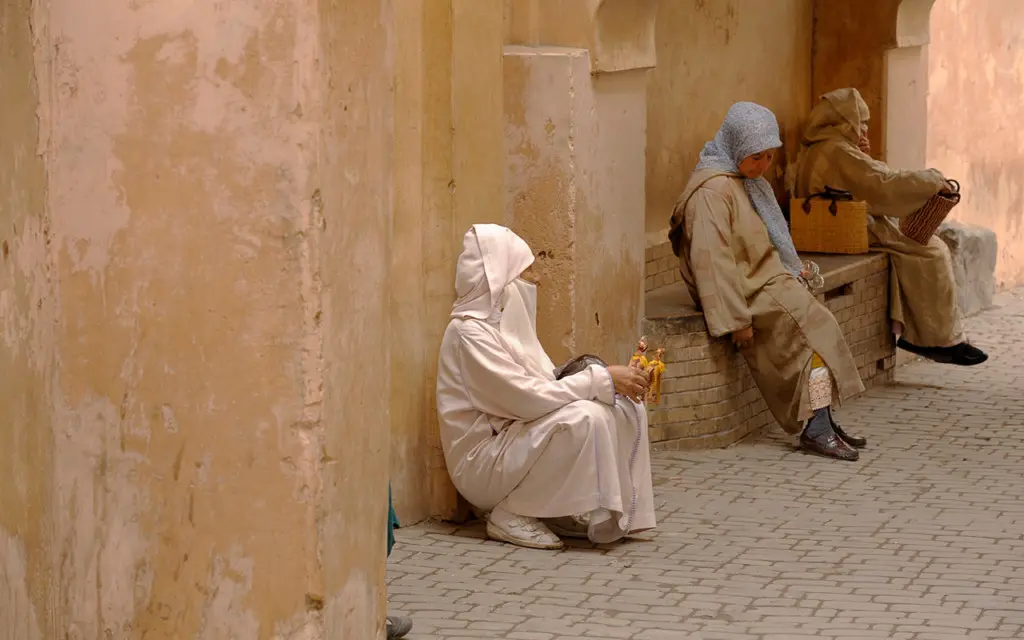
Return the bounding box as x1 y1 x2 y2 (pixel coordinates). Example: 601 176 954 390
562 400 615 436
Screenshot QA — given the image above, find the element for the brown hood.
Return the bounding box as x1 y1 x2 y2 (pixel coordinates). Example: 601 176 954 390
802 88 869 147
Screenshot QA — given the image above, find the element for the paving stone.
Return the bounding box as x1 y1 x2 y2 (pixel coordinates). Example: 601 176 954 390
388 290 1024 639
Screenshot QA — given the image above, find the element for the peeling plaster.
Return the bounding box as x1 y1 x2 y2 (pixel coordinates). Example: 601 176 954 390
0 532 44 640
196 547 260 640
51 394 153 638
503 46 645 365
35 0 320 275
4 0 389 636
326 571 379 640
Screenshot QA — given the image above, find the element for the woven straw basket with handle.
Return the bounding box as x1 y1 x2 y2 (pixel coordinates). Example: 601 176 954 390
900 179 961 245
790 186 870 255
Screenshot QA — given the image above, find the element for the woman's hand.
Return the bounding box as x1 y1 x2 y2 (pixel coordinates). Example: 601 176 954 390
732 326 754 349
607 365 650 402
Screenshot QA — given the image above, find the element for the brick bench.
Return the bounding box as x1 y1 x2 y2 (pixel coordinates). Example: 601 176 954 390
641 250 896 451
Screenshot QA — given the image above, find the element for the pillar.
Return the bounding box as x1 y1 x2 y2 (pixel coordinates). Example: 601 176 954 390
0 0 395 637
885 45 930 169
390 0 507 521
320 0 395 638
0 0 54 637
885 0 937 169
503 0 655 367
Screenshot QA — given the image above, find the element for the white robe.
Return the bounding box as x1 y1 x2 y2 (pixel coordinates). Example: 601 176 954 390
436 317 657 543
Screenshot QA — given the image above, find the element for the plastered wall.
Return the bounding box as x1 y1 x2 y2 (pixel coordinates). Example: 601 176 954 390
0 0 54 635
928 0 1024 289
0 0 394 637
504 48 647 367
645 0 814 238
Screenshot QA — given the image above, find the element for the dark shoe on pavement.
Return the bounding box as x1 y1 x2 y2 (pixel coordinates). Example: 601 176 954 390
897 338 988 367
800 430 860 462
387 615 413 639
947 342 988 366
829 413 867 448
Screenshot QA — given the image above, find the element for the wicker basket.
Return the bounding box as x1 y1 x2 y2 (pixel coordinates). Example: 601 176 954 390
790 186 870 255
900 180 961 245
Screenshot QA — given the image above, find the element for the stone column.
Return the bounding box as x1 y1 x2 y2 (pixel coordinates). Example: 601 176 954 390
389 0 507 522
503 47 648 363
885 0 937 170
885 44 930 169
0 0 54 637
0 0 395 637
320 0 395 638
502 2 655 366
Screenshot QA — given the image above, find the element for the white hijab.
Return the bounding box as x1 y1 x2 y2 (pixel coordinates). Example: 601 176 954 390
451 225 556 381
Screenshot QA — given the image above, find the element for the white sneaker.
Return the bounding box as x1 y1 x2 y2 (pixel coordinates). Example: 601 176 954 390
545 513 591 540
486 506 564 550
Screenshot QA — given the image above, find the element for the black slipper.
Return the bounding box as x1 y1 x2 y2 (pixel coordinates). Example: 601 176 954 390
897 338 988 367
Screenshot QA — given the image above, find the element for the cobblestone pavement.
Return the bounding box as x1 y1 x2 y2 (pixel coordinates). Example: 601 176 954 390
387 290 1024 639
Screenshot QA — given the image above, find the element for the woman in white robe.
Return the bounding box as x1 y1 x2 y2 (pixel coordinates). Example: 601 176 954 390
436 224 657 550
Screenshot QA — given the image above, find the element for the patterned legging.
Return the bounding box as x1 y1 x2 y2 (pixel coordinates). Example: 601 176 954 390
809 352 834 411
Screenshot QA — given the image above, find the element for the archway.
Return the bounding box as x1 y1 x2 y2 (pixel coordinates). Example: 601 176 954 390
884 0 936 169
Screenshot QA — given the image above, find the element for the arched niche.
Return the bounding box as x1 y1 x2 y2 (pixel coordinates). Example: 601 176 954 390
896 0 938 47
502 0 656 74
592 0 656 73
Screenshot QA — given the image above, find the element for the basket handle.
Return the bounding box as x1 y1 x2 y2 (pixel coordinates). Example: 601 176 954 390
940 179 961 204
801 185 854 216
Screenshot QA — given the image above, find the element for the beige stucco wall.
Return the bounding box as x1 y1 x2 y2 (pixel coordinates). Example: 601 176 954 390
645 0 813 237
387 0 508 523
0 1 54 637
502 3 655 366
319 0 394 637
503 0 656 73
928 0 1024 289
885 44 930 171
504 47 647 366
0 0 393 637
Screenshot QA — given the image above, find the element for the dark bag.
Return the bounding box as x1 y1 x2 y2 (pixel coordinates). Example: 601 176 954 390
554 354 608 380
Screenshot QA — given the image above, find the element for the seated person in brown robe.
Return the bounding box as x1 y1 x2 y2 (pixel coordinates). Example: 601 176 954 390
669 102 867 461
790 88 987 367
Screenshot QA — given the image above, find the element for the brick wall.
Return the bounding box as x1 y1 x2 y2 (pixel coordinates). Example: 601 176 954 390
642 253 894 451
645 241 682 292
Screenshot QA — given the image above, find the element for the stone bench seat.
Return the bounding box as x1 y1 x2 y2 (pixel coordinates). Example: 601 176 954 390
642 252 896 451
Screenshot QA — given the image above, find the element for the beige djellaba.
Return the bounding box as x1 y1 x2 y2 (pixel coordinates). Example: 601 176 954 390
670 169 865 434
791 88 963 348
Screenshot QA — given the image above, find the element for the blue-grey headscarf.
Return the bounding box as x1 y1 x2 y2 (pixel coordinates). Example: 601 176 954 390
696 102 803 278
